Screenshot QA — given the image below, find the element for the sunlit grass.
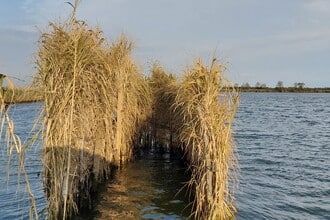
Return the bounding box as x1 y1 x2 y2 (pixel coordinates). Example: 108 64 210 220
174 59 239 219
35 1 152 218
3 1 239 219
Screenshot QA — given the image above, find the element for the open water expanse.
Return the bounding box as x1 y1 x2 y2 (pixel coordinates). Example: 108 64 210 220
234 93 330 220
0 93 329 219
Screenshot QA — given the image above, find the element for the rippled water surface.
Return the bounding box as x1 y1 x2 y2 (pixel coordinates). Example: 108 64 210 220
0 93 329 219
0 103 46 220
90 149 191 220
234 93 330 220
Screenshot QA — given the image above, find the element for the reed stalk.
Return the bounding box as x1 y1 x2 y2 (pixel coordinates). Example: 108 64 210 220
36 10 114 219
148 64 178 149
174 59 238 219
104 36 152 163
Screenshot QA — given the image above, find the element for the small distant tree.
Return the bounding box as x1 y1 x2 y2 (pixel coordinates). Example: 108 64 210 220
275 81 284 92
255 82 261 88
260 83 267 88
294 82 305 89
276 81 284 88
241 82 250 88
297 82 305 89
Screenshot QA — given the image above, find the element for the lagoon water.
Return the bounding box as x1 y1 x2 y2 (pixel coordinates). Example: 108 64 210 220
0 102 46 219
234 93 330 220
0 93 329 219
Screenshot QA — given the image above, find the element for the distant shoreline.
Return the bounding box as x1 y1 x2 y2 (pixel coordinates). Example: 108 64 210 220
237 87 330 93
3 87 44 104
3 86 330 105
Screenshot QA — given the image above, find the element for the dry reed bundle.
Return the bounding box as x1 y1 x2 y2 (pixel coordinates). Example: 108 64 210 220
35 2 238 219
36 13 117 219
106 36 152 163
174 59 238 219
36 2 151 218
148 64 178 148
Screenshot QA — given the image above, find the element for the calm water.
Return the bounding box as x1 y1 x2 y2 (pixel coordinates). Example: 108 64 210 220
0 93 329 219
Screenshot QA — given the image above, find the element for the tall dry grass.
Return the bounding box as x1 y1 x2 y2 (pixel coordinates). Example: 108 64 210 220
174 59 238 219
107 37 152 163
148 64 178 149
35 2 151 218
35 2 238 219
2 1 239 219
36 17 111 218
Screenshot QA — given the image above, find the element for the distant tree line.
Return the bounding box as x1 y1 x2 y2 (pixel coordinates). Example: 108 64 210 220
235 81 330 93
236 81 306 89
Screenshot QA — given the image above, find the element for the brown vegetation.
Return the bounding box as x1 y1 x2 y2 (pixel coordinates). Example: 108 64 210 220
3 86 43 103
32 1 239 219
173 59 238 219
35 6 151 218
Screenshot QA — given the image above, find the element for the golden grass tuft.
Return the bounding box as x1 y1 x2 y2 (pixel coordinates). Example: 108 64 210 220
3 1 239 219
35 2 238 218
36 18 110 219
35 1 152 218
148 64 178 149
174 59 238 219
107 36 152 163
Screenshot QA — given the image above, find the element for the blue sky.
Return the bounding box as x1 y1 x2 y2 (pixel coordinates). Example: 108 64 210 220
0 0 330 87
